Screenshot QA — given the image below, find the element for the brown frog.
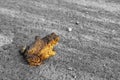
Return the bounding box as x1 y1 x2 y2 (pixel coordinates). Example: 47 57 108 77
20 32 60 66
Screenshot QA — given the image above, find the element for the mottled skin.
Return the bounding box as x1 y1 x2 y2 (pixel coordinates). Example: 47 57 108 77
20 33 60 66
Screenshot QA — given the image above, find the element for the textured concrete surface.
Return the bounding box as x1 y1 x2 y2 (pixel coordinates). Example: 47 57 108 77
0 0 120 80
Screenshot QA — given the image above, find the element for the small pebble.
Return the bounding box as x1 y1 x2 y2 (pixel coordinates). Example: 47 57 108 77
75 21 79 25
68 28 72 32
68 67 73 70
41 18 45 22
72 75 77 78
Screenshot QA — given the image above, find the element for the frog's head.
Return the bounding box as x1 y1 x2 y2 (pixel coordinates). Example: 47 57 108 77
50 32 60 45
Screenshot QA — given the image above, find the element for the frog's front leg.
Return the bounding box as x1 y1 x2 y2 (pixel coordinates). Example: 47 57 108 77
44 48 56 57
51 48 56 56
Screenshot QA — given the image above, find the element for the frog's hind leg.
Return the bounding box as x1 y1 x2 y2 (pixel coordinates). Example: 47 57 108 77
19 45 29 56
35 36 41 40
27 55 42 66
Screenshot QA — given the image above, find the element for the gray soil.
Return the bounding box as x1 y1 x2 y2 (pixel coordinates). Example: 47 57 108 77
0 0 120 80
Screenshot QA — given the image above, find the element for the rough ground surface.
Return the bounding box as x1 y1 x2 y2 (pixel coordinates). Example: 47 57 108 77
0 0 120 80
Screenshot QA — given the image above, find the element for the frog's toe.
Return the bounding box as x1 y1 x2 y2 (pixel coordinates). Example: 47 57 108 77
52 51 56 56
19 45 27 54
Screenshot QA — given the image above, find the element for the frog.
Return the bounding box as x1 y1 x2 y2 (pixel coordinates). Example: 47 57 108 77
20 32 60 66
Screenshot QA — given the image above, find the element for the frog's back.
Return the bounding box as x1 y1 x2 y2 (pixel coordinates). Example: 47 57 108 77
27 37 44 55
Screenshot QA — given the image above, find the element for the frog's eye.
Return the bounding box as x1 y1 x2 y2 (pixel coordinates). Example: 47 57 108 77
51 32 56 36
55 37 60 42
